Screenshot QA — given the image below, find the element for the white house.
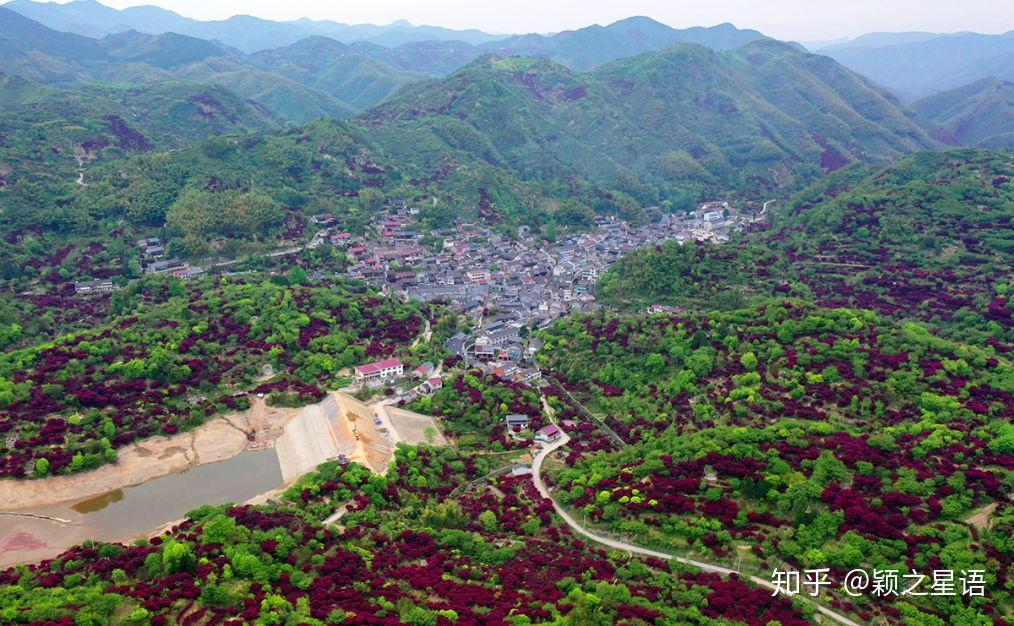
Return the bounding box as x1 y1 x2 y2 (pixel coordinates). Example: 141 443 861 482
353 359 404 387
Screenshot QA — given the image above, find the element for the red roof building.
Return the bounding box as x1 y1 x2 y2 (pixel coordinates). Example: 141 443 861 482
535 424 562 442
353 359 404 386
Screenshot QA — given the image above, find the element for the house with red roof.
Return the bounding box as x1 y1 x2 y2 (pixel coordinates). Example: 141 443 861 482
353 359 404 387
535 424 562 443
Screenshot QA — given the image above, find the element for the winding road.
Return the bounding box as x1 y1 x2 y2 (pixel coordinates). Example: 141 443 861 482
530 430 862 626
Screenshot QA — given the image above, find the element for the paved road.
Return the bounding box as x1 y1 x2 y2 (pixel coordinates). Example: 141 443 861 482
530 431 862 626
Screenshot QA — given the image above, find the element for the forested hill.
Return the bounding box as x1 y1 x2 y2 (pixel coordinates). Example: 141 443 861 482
365 41 940 206
0 73 279 149
913 78 1014 148
597 149 1013 339
536 302 1012 625
0 73 279 191
0 41 945 267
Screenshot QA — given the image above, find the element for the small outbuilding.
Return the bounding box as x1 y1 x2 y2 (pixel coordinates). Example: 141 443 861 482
535 424 562 443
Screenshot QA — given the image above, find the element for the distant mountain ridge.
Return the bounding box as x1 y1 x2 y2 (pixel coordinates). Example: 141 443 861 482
913 77 1014 147
0 7 776 122
814 31 945 51
0 7 374 120
480 17 769 71
2 0 510 51
2 1 771 73
820 30 1014 101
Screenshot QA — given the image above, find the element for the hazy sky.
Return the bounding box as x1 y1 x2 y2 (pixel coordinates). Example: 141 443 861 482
58 0 1014 41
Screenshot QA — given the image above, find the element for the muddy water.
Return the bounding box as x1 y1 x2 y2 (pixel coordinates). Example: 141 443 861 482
0 448 283 567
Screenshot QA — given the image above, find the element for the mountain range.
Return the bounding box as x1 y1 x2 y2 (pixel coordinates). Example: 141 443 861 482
817 30 1014 101
5 0 1012 108
0 7 774 122
3 0 766 62
361 43 939 207
1 1 1009 239
8 0 1013 117
2 0 510 51
0 37 944 242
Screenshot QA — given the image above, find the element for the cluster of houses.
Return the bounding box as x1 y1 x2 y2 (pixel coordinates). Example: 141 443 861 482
341 202 746 330
443 317 544 384
137 238 205 280
333 200 749 383
323 200 753 446
351 358 443 404
75 236 207 294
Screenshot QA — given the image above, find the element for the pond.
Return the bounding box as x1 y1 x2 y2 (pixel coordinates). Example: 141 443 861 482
63 448 283 539
0 448 283 567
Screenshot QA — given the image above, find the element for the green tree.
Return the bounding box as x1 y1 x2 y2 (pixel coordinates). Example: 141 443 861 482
478 509 497 531
359 188 383 213
287 267 308 286
161 540 196 574
740 351 758 371
34 457 50 476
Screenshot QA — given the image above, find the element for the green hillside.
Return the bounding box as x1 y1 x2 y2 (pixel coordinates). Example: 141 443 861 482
485 18 769 71
913 78 1014 147
537 302 1011 625
304 54 420 111
597 149 1013 338
0 74 279 197
366 42 940 206
0 8 364 122
177 65 359 121
0 42 947 264
250 37 421 111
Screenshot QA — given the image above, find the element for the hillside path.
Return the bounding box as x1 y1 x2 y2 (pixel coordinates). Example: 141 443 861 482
530 429 862 626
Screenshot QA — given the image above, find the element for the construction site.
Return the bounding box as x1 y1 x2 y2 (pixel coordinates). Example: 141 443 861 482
274 392 445 481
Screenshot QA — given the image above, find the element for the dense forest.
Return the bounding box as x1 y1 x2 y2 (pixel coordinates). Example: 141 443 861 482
536 303 1012 624
597 150 1013 340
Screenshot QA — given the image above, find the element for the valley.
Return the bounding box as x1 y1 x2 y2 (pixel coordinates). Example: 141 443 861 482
0 2 1010 625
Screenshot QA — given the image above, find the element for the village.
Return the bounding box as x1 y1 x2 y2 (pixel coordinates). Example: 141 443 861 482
76 199 758 401
304 200 753 508
335 199 757 390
